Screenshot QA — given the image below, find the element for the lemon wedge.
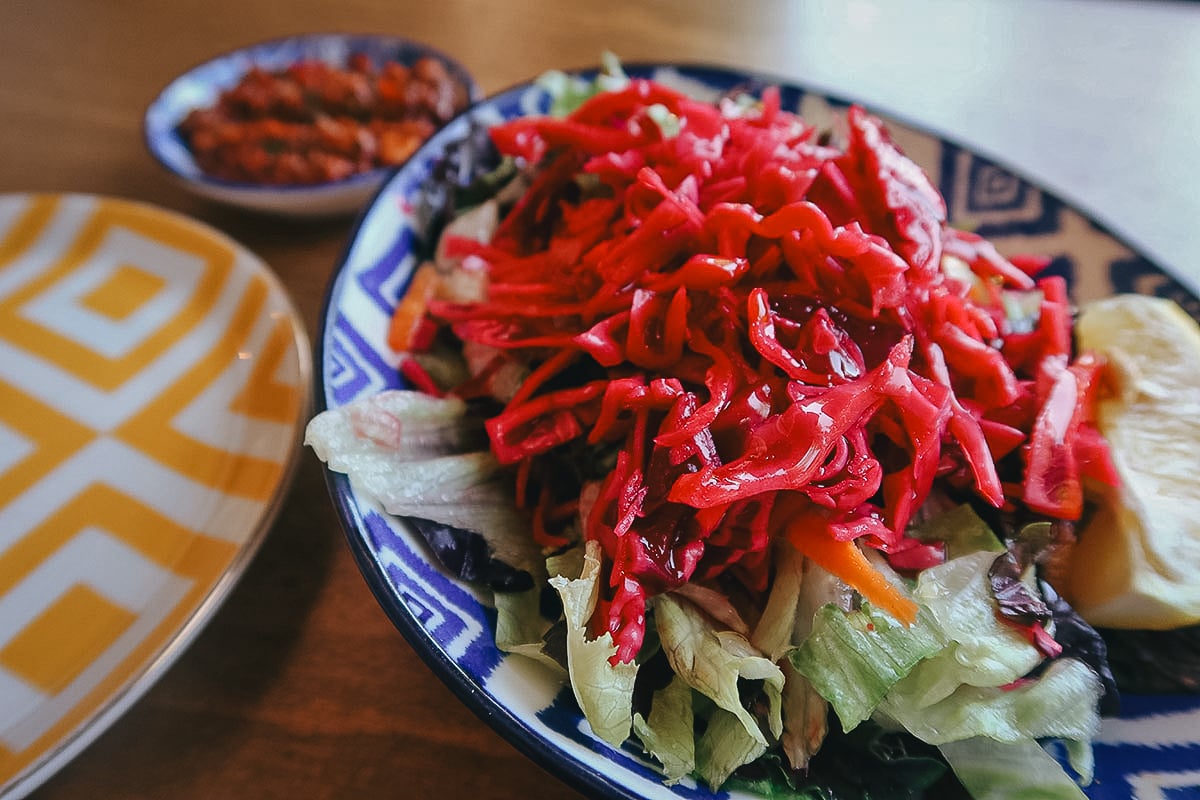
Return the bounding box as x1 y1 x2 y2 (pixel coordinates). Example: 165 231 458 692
1065 294 1200 629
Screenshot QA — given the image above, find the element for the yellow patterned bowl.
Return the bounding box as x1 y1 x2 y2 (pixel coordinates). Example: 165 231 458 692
0 193 311 798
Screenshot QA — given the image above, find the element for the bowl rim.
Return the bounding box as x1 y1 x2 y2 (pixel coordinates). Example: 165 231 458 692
142 31 483 198
314 59 1191 800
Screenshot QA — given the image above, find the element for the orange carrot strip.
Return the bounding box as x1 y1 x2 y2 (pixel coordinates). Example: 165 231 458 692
786 515 919 625
387 263 441 352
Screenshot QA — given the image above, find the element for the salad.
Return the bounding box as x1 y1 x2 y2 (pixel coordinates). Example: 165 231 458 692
308 60 1200 798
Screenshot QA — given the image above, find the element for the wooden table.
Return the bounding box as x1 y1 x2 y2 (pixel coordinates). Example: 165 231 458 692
2 1 1197 798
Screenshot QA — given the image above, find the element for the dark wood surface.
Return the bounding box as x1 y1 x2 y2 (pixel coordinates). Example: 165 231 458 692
2 1 1195 797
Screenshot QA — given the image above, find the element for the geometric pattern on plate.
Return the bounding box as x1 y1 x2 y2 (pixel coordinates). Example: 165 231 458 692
0 194 307 796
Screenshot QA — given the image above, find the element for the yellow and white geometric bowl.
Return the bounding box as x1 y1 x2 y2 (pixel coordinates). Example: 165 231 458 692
0 193 310 798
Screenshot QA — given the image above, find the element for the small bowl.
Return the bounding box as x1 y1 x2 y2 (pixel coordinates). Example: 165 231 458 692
144 33 481 218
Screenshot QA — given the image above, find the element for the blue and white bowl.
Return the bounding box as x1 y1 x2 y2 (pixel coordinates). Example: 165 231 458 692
144 33 480 218
316 63 1200 799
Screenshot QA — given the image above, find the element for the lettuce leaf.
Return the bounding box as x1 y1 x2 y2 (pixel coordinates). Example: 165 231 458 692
493 585 562 671
306 390 543 575
751 543 807 659
306 391 481 461
548 540 638 745
751 549 839 770
537 51 629 118
893 551 1043 709
792 542 1103 793
696 707 769 788
654 593 785 785
656 594 784 737
789 602 946 731
778 661 831 772
939 737 1089 800
632 675 695 783
879 657 1102 752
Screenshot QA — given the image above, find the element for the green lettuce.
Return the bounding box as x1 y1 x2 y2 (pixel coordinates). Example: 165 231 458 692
537 51 629 118
306 390 543 574
789 602 946 731
493 586 561 671
632 675 695 783
892 551 1043 709
939 737 1089 800
791 543 1104 794
548 540 638 745
879 657 1102 758
696 707 770 789
654 593 785 786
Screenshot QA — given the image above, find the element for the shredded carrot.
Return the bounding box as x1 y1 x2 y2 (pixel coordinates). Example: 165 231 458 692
786 514 919 625
388 263 442 352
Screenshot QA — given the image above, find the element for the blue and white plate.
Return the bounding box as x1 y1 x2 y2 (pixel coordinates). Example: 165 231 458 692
144 33 480 218
315 63 1200 799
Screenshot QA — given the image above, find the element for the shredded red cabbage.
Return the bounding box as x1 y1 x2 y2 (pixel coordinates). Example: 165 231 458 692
404 78 1114 663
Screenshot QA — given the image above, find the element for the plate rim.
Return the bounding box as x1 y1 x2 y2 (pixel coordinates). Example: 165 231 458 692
315 61 1195 800
0 191 313 800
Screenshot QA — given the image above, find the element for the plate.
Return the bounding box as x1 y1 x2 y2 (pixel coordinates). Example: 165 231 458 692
144 33 481 218
0 193 310 798
315 64 1200 799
